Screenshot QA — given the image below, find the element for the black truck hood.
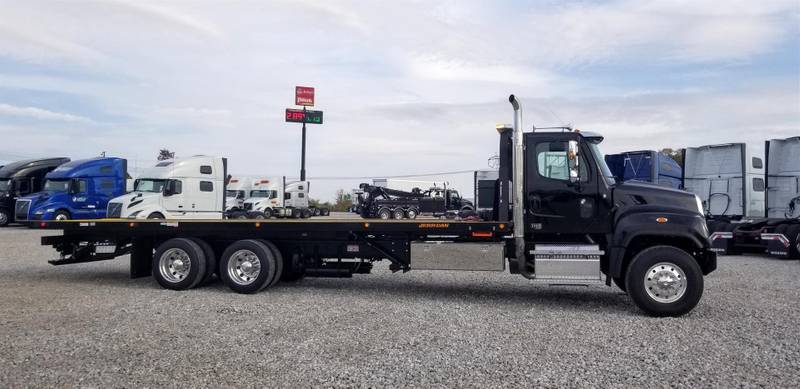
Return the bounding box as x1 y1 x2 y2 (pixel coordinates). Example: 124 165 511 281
612 181 699 215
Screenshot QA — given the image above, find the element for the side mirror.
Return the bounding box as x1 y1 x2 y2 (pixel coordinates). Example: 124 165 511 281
568 140 580 183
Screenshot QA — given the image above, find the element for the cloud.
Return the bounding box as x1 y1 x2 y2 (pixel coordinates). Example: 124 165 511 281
104 0 223 39
0 103 96 124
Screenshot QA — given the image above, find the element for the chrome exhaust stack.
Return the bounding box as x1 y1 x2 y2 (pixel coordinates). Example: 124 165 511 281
508 95 534 279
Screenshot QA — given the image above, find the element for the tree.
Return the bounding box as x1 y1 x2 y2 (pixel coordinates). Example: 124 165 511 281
332 189 353 212
157 149 175 161
660 148 684 166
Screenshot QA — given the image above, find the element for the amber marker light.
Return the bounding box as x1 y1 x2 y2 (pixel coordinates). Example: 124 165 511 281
499 224 506 230
129 222 136 228
364 223 370 228
255 222 261 228
656 217 669 223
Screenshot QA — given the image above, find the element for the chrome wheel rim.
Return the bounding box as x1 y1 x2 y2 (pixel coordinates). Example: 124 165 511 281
407 210 417 219
0 211 7 224
159 248 191 283
227 249 261 285
379 210 390 220
644 262 687 303
55 213 68 221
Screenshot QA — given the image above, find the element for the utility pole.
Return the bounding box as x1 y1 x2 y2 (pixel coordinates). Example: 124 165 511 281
301 106 307 181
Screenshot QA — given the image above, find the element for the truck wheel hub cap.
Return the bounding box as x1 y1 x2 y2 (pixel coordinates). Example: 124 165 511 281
229 250 261 285
0 212 6 223
159 248 191 283
644 262 687 304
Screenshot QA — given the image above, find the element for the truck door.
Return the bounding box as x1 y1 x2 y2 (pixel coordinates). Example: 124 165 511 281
524 133 604 235
70 179 95 218
162 179 186 217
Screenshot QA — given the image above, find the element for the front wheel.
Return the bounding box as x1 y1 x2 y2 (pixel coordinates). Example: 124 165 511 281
625 245 703 317
0 209 9 226
54 210 70 221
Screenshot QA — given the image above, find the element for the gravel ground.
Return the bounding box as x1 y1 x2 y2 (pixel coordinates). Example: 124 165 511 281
0 226 798 388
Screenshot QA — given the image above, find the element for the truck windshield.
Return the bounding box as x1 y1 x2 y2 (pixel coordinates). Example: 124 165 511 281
135 179 166 193
250 190 278 198
226 190 245 199
43 179 70 192
588 141 617 185
0 179 9 192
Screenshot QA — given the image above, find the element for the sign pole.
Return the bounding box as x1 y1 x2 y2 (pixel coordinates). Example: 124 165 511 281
301 106 307 181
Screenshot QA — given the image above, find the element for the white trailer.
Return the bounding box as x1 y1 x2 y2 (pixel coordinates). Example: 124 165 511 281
108 156 227 219
683 143 765 219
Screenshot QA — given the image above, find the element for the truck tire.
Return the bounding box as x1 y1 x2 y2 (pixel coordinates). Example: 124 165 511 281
302 208 312 219
218 239 276 294
625 245 703 317
406 208 418 220
189 238 217 286
392 208 405 220
263 208 274 218
321 208 330 216
377 208 391 220
312 207 320 216
54 210 70 221
148 212 165 220
785 225 800 259
0 209 9 226
247 211 267 220
152 238 207 291
258 240 284 287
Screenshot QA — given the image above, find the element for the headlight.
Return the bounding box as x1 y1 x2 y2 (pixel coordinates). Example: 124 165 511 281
694 195 704 216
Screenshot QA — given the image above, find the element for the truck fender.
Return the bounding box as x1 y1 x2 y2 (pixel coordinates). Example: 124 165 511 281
133 205 167 219
610 211 709 279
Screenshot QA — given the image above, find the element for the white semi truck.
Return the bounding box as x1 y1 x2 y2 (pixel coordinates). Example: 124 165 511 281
240 177 329 219
683 143 765 219
107 156 227 219
225 176 251 211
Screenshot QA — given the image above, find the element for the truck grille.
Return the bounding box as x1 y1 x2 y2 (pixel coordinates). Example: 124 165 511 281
107 202 123 218
14 199 30 221
243 203 253 211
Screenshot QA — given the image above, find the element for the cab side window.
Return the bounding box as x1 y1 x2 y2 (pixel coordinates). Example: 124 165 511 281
77 180 87 193
536 141 590 182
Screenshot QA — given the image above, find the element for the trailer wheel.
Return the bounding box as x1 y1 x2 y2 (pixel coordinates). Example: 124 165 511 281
0 209 10 226
258 240 284 287
377 208 391 220
281 253 306 282
392 208 405 220
189 238 217 285
152 238 207 290
625 245 703 317
54 210 70 221
406 208 418 220
219 240 276 294
786 225 800 259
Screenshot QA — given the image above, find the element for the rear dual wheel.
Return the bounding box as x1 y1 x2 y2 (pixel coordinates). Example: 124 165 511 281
218 239 284 293
153 238 207 290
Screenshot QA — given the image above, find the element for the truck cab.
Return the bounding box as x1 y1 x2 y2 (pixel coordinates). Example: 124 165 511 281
108 156 227 219
0 157 70 226
15 157 127 221
243 177 314 218
225 176 251 211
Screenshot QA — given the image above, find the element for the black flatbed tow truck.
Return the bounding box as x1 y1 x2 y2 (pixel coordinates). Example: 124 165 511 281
36 96 716 317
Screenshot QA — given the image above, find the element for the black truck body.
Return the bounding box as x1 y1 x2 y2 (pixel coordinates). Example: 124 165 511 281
0 157 70 226
358 183 473 220
36 96 716 317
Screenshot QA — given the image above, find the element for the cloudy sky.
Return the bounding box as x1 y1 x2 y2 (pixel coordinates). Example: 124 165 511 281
0 0 797 200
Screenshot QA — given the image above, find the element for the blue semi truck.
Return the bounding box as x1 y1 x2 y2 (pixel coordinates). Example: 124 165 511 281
14 157 128 221
605 150 683 189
